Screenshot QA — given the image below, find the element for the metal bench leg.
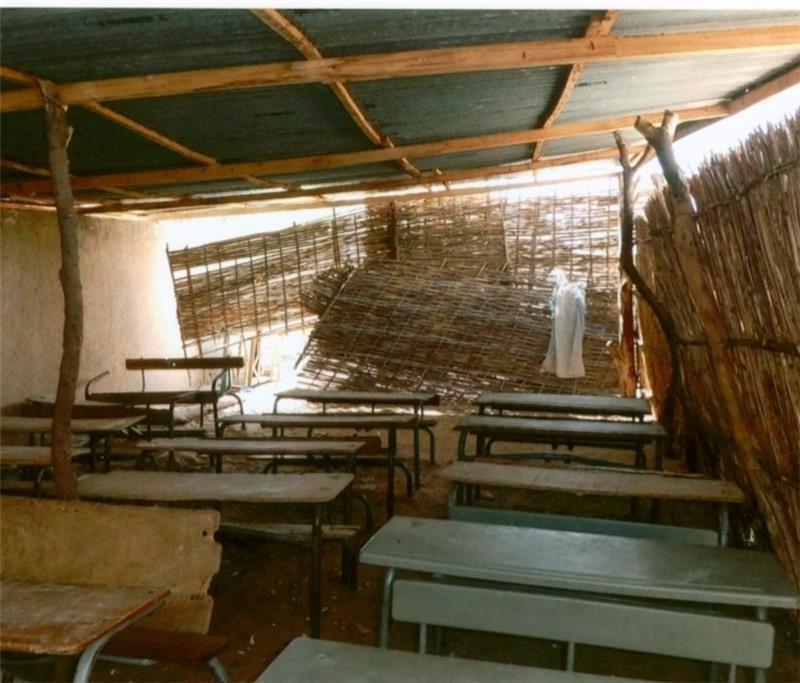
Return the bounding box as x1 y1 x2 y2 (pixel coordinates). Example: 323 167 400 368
412 425 421 490
423 425 436 465
565 641 576 672
727 664 736 683
309 504 323 639
379 567 396 648
392 461 413 498
418 624 428 655
206 657 229 683
753 607 767 683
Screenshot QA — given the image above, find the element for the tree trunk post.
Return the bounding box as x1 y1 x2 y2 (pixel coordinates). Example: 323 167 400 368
40 79 81 499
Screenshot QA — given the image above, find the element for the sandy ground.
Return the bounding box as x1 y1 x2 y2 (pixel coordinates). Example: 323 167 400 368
7 404 799 682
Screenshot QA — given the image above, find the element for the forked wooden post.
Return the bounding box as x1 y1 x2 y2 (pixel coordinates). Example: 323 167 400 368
39 79 81 499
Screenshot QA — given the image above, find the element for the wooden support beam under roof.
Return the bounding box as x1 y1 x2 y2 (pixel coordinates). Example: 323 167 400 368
1 24 798 113
532 10 620 162
1 103 727 196
252 9 427 183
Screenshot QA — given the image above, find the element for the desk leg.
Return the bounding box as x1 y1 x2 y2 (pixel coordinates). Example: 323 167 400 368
387 427 396 518
655 439 665 470
309 504 323 639
753 607 768 683
457 431 468 461
103 436 112 473
412 406 421 490
379 567 397 648
718 503 730 547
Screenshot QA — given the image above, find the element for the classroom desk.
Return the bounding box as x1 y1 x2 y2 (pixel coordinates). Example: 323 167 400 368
0 416 144 472
132 437 366 473
255 636 647 683
273 389 440 488
62 470 352 638
0 580 167 683
455 415 667 469
360 516 798 652
219 413 418 517
476 392 650 420
442 462 746 545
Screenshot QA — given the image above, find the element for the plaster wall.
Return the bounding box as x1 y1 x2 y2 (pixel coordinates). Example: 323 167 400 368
1 208 185 406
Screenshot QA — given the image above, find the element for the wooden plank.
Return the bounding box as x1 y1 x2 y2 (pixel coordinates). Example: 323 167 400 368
2 104 726 195
219 413 417 428
2 25 798 112
256 636 644 683
125 356 244 370
87 390 203 404
133 437 366 456
360 516 799 609
0 415 144 434
727 63 800 115
0 581 167 655
61 470 353 505
0 446 87 466
276 389 440 406
455 414 666 440
442 461 746 502
532 10 619 161
475 392 650 416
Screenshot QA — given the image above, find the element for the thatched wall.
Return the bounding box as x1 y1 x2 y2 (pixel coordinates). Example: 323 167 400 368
636 113 799 587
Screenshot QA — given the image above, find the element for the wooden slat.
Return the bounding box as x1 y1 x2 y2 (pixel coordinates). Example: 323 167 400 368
125 356 244 370
2 104 725 195
0 446 87 466
0 415 144 434
727 63 800 115
2 25 798 113
252 9 425 181
532 10 620 161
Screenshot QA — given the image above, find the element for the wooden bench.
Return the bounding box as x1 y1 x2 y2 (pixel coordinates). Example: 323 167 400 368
391 579 774 680
0 446 89 493
0 496 228 682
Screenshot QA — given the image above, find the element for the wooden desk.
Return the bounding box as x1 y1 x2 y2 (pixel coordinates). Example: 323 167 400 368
273 389 440 488
65 470 352 638
255 636 643 683
0 580 167 683
443 462 745 545
360 516 798 649
132 437 366 473
0 416 144 472
219 413 418 517
454 415 667 469
476 393 650 420
0 446 88 467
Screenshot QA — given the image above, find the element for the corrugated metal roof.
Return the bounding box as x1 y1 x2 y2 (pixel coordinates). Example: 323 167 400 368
0 8 797 208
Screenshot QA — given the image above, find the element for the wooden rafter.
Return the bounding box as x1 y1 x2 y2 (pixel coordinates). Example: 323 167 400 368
1 103 726 196
2 24 798 113
252 9 425 182
532 10 620 161
2 65 294 194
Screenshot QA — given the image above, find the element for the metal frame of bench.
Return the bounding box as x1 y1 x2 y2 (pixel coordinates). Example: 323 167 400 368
391 579 774 681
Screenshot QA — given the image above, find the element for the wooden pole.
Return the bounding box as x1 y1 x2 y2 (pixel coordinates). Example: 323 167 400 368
39 79 80 499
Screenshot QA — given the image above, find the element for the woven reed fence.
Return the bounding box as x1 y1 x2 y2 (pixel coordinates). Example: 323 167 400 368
297 260 619 403
167 209 389 360
636 113 800 588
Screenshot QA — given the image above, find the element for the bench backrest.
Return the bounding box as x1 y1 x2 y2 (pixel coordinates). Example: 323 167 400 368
392 579 774 670
0 497 222 634
125 357 244 371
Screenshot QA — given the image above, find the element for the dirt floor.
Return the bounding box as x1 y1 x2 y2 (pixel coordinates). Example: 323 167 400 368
8 407 799 682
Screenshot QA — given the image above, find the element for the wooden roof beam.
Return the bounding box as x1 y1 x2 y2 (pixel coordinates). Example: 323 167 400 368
1 103 726 196
2 25 798 113
532 10 619 161
252 9 429 184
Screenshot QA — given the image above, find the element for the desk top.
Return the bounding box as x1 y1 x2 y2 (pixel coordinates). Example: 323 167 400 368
455 415 666 441
220 413 417 428
476 393 650 417
360 516 798 609
134 437 366 456
70 471 353 505
0 580 167 655
0 415 144 434
275 389 440 406
442 462 746 503
255 636 643 683
0 446 88 466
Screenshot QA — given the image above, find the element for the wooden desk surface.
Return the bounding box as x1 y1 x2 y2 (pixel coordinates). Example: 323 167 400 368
0 446 88 466
69 471 353 505
134 437 366 456
455 415 666 441
0 416 144 434
476 393 650 417
442 462 746 503
0 580 167 655
256 636 644 683
275 389 440 406
360 516 798 609
220 413 417 428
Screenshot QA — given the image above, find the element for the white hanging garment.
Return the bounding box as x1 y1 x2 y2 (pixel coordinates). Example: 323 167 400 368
541 268 586 378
